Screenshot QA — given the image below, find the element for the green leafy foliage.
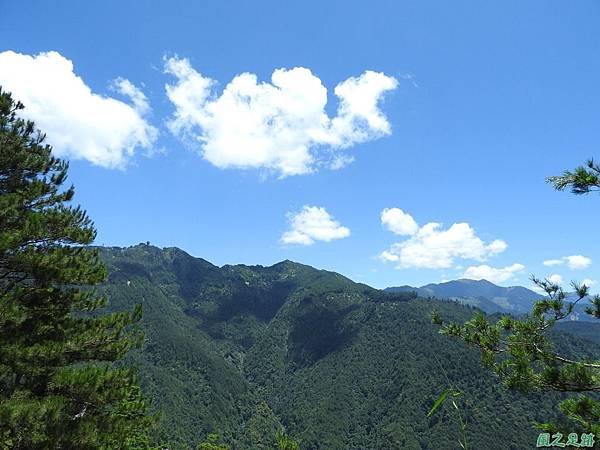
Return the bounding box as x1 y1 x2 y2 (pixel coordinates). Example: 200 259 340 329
0 88 152 449
427 388 454 418
427 388 468 450
275 431 300 450
197 433 229 450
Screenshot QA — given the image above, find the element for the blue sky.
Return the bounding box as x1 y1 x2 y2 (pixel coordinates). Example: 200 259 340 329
1 0 599 290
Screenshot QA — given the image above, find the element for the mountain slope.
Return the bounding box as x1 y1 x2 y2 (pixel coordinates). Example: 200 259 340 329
385 279 543 314
99 245 591 450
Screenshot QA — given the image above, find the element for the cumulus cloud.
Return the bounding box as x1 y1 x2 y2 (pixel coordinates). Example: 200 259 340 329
281 206 350 246
463 263 526 284
547 274 563 285
379 209 507 269
542 255 592 270
0 51 157 169
164 56 397 177
381 207 419 236
565 255 592 270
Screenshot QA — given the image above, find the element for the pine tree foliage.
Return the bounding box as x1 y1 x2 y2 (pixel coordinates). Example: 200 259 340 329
547 159 600 195
436 159 600 437
0 88 152 449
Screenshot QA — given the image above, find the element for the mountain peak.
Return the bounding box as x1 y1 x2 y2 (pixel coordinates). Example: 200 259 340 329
385 278 542 315
437 278 498 287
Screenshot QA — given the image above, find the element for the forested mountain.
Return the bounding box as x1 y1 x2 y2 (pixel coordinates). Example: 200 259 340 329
99 244 595 450
555 322 600 346
385 279 543 314
386 279 599 323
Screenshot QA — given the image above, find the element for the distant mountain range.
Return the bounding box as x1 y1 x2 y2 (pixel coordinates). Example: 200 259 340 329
385 279 543 315
385 279 596 321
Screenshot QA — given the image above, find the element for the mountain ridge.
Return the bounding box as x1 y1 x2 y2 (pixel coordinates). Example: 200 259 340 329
96 244 595 449
385 278 544 314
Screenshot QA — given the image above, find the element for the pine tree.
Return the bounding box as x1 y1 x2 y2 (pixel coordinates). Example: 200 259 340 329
0 88 152 449
434 158 600 437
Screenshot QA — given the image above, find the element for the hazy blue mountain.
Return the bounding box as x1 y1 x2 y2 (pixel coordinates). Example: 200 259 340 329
385 279 543 314
385 279 600 323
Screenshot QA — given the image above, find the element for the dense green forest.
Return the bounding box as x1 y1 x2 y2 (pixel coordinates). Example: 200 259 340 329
98 244 597 449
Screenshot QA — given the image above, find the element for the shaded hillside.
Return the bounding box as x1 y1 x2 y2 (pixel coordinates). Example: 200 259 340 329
99 245 590 450
556 321 600 346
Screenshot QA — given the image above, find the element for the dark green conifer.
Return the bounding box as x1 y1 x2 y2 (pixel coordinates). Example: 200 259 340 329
0 88 151 449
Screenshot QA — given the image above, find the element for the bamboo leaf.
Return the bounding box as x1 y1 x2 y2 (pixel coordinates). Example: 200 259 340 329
427 388 451 417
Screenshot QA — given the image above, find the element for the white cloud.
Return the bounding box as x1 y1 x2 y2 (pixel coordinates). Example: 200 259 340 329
543 259 563 267
381 208 419 236
547 274 563 285
281 206 350 246
565 255 592 270
111 77 151 115
0 51 157 169
542 255 592 270
164 56 397 177
379 209 507 269
463 263 525 284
